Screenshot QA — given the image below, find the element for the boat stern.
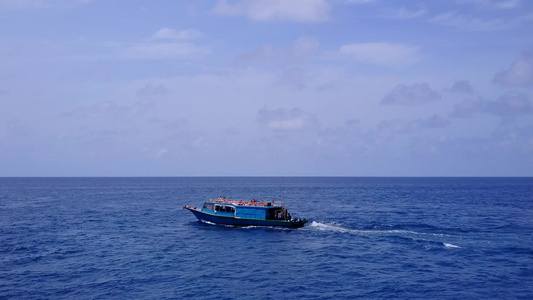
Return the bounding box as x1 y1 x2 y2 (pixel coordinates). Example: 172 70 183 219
290 218 308 228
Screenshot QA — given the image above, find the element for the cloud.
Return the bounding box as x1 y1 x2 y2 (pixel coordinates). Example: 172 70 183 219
493 50 533 87
0 0 42 9
111 28 211 60
316 115 450 158
381 83 441 105
376 119 417 134
416 114 451 129
343 0 378 4
63 99 157 119
123 39 210 60
451 92 533 119
137 83 168 98
382 7 427 20
213 0 330 23
486 92 533 118
377 115 450 134
293 36 320 58
338 43 418 66
492 123 533 151
0 0 92 9
13 28 210 62
456 0 522 10
154 148 169 159
446 80 474 94
409 122 533 168
317 119 365 148
257 107 317 131
236 36 318 64
431 11 508 31
277 68 308 90
450 98 484 118
0 119 32 139
153 28 201 40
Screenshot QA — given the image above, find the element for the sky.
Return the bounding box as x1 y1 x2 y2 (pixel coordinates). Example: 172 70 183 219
1 0 533 176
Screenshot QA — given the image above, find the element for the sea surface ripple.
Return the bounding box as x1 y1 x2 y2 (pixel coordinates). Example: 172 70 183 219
1 177 532 299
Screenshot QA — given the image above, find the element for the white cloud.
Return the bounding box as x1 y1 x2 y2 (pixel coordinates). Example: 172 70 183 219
154 148 169 159
153 28 201 40
0 119 32 138
257 107 317 131
431 11 507 31
120 28 210 60
457 0 522 10
382 7 427 20
495 0 523 9
343 0 377 4
493 51 533 87
123 42 210 60
339 43 418 66
268 119 305 130
0 0 92 9
3 29 210 62
0 0 42 9
293 36 319 58
381 83 441 105
236 36 318 64
213 0 330 22
63 99 157 119
376 115 450 135
236 45 281 63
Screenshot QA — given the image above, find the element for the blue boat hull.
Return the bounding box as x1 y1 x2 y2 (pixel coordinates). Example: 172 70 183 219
183 206 307 228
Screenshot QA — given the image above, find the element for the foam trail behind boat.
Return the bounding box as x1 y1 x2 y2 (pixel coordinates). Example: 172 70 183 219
310 221 461 249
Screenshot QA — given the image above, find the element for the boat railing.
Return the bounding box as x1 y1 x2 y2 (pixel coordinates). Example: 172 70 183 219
211 198 284 207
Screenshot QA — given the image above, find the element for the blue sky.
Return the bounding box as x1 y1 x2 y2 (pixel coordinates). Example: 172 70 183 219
1 0 532 176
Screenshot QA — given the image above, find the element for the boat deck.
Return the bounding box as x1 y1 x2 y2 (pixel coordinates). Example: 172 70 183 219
210 197 283 207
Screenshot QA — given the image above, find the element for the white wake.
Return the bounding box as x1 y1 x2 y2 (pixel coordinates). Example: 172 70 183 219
309 221 461 249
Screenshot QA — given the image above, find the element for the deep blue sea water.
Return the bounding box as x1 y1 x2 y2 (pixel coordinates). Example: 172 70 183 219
1 177 532 299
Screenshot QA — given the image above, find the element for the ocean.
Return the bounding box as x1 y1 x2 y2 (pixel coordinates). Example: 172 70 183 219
0 177 532 299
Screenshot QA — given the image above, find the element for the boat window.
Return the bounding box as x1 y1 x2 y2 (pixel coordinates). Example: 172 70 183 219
213 205 235 213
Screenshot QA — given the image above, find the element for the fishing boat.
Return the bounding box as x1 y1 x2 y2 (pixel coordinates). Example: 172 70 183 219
183 197 308 228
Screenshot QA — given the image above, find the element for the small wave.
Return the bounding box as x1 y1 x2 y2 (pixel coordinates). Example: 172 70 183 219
310 221 445 237
310 222 462 249
310 221 411 236
310 221 389 235
199 220 217 226
310 221 385 235
310 221 356 233
198 220 286 230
